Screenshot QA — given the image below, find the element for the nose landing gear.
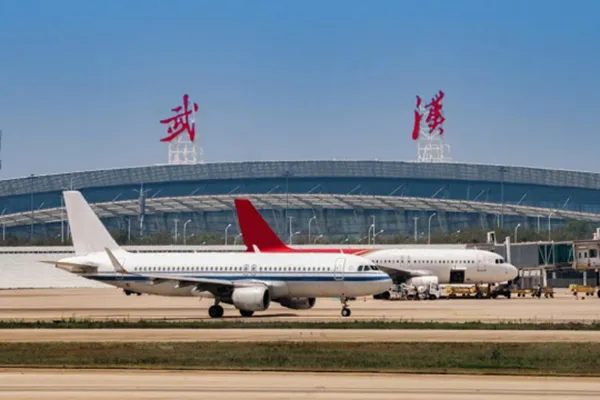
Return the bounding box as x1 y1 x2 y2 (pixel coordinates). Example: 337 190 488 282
340 297 352 317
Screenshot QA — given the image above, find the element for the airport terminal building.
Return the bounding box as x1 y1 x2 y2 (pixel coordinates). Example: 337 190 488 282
1 160 600 242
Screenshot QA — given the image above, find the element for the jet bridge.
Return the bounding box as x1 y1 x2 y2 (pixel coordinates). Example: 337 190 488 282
572 238 600 294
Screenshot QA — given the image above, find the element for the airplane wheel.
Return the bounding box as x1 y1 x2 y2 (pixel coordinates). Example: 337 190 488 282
209 305 224 318
136 292 142 296
239 309 254 317
341 308 351 317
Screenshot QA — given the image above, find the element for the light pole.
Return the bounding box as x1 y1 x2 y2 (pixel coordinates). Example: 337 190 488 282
548 212 555 241
428 212 437 245
373 229 384 244
234 233 243 246
288 216 295 245
371 215 375 243
290 231 301 245
514 223 521 243
367 224 374 245
127 217 131 243
183 219 192 245
173 218 179 243
314 234 323 244
537 215 541 233
224 223 232 245
413 217 419 242
308 216 316 244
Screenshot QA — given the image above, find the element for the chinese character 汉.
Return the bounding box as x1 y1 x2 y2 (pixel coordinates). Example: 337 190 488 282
425 90 445 135
412 91 445 140
159 94 199 142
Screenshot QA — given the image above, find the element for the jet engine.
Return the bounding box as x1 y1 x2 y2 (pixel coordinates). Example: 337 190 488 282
231 286 271 311
277 297 316 310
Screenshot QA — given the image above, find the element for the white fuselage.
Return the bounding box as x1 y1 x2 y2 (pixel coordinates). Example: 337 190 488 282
61 251 392 299
362 248 518 284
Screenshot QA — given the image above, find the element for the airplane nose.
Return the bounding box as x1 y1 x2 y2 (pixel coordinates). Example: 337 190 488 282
506 264 519 280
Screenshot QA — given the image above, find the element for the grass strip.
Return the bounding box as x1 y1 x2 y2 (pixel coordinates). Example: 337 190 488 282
1 319 600 330
2 341 600 376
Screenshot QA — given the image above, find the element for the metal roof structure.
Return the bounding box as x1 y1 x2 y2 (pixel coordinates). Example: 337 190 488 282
3 160 600 198
1 193 598 229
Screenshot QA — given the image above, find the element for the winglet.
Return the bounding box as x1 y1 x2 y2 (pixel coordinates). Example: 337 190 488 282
105 247 128 274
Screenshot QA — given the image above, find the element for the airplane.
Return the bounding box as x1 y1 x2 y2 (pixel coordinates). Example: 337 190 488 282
234 199 519 297
44 191 392 318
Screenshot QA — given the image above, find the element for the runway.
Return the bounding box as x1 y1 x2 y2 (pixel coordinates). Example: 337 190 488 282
3 328 600 342
0 369 599 399
1 287 598 322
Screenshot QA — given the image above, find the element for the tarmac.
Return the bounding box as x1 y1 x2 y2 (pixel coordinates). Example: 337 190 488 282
4 328 600 342
2 287 599 398
1 369 599 399
0 287 598 323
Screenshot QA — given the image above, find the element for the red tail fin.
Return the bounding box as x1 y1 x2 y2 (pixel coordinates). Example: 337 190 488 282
234 198 291 252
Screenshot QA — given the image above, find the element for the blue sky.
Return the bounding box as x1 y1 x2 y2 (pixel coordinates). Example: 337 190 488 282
0 0 598 178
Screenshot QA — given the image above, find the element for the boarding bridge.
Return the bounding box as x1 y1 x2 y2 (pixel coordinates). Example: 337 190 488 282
572 239 600 287
480 231 577 288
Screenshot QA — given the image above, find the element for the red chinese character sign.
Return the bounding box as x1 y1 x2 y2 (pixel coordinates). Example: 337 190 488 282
160 94 199 142
159 94 202 164
411 90 451 162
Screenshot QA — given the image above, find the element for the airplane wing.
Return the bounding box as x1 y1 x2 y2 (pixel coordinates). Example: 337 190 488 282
378 266 434 280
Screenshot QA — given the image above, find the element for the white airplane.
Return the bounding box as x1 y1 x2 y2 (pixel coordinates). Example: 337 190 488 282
364 248 519 298
45 191 392 318
235 198 520 297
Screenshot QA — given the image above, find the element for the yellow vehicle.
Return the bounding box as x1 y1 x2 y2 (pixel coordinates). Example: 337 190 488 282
513 287 554 298
568 284 596 297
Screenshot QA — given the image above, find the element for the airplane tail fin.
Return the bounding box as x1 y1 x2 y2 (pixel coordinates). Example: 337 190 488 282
63 190 123 256
234 198 291 252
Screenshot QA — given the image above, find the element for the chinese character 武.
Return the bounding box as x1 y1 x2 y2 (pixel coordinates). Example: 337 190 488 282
159 94 199 142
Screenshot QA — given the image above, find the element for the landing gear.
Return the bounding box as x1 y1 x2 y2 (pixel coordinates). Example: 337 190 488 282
208 304 224 318
340 297 352 317
239 309 254 317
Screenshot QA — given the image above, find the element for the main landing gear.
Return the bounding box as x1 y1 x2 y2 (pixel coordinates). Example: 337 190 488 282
340 297 352 317
239 310 254 317
208 303 224 318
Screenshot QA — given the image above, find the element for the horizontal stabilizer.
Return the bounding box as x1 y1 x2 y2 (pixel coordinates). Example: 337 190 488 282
40 260 98 273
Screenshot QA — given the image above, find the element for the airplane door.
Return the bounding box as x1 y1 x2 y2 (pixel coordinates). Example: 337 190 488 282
334 258 345 281
476 253 486 272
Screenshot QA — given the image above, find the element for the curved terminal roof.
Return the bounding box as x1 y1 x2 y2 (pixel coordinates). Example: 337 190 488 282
1 193 597 228
2 160 600 197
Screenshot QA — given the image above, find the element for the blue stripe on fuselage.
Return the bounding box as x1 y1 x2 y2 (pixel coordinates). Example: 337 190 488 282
84 274 390 283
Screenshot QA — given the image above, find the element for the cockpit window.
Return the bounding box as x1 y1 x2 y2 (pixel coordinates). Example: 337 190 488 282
371 265 379 271
358 266 364 271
